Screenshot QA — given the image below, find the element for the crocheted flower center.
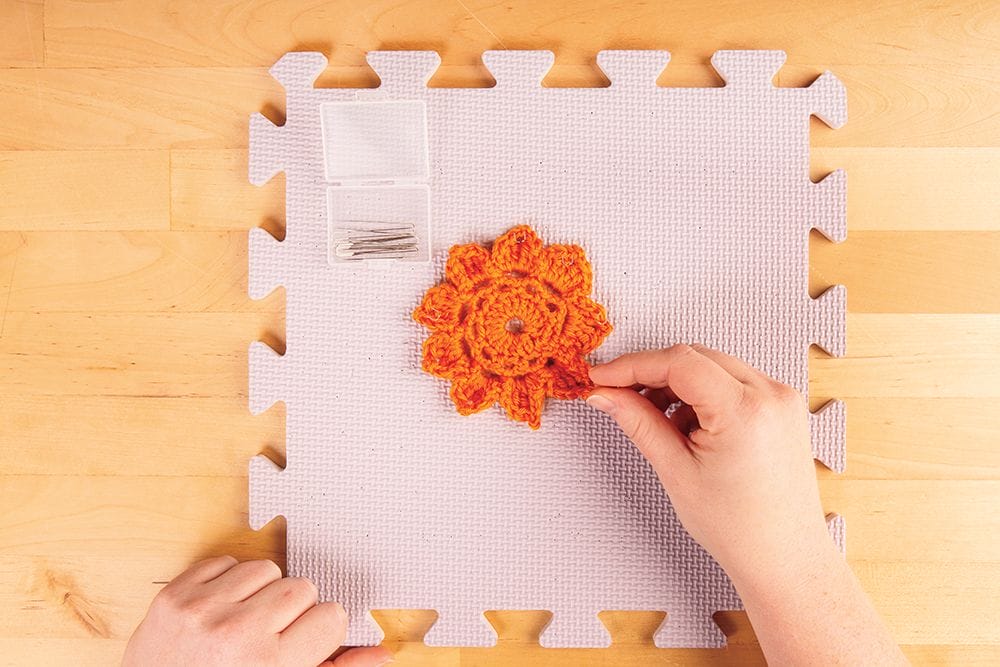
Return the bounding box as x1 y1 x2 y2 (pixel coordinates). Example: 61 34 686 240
464 277 567 377
412 224 612 429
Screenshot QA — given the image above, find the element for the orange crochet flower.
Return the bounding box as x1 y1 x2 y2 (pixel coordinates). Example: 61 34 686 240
413 225 612 429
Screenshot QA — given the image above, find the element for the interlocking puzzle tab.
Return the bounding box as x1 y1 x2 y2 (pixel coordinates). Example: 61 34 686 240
247 49 847 649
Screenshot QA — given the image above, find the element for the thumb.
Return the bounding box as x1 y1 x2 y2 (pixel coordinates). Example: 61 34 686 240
586 387 691 482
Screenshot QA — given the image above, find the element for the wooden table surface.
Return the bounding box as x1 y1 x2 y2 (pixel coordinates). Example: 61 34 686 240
1 1 998 665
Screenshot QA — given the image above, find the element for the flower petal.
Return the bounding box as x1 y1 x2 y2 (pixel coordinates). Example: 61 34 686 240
450 371 501 415
446 243 491 292
488 225 543 277
537 244 592 296
421 332 473 380
561 296 613 353
499 372 548 429
412 283 465 331
546 355 593 400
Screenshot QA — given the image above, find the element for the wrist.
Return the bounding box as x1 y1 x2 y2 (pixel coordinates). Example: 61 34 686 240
721 523 843 598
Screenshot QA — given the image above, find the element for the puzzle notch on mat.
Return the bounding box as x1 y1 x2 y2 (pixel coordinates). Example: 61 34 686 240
247 49 848 649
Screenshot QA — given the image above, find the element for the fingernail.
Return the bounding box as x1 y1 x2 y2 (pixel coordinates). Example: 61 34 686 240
586 393 616 416
373 647 394 666
332 602 347 621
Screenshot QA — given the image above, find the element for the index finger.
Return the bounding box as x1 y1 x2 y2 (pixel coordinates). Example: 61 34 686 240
165 555 239 590
589 345 744 430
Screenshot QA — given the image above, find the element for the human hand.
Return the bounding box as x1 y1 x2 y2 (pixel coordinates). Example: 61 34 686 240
123 557 392 667
586 344 835 582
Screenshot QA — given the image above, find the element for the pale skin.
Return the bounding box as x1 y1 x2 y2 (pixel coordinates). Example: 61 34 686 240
587 344 908 666
126 343 907 666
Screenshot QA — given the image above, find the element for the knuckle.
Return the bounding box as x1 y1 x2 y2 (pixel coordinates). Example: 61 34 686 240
323 603 349 633
210 554 239 569
245 559 282 580
156 592 215 629
287 577 319 604
668 343 697 358
152 583 183 609
618 409 646 442
625 418 650 446
209 612 247 640
773 383 805 407
738 388 764 415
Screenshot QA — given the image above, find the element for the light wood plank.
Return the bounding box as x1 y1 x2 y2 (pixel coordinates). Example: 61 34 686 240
453 636 1000 666
1 476 998 645
1 638 998 667
818 481 1000 562
817 64 1000 148
1 230 996 315
0 311 279 396
810 314 1000 399
812 148 1000 232
4 2 998 661
42 0 998 68
0 476 282 560
0 231 277 312
170 149 283 232
0 637 996 667
3 395 997 479
3 475 993 564
0 312 996 397
811 232 1000 314
852 560 1000 645
0 151 169 231
0 395 283 477
0 67 282 151
0 64 996 150
843 398 1000 480
171 148 1000 233
0 0 43 67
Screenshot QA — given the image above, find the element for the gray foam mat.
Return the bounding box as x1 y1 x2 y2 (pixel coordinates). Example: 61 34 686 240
247 49 847 648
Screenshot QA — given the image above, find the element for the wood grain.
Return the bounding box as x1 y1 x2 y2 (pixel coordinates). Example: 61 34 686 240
0 231 278 312
0 638 996 667
0 151 169 231
2 230 996 314
843 398 1000 480
5 395 998 480
40 0 1000 68
0 64 996 151
167 148 1000 232
810 314 1000 399
0 311 279 396
0 67 282 151
2 1 998 664
811 232 1000 313
0 311 996 398
0 0 43 67
170 149 284 233
1 476 998 645
4 475 998 565
811 148 1000 231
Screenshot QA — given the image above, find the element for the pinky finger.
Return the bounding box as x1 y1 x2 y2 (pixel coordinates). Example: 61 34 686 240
329 645 394 667
280 601 348 666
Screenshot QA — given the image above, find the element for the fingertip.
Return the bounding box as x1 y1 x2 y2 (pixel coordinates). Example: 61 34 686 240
331 645 394 666
589 386 689 470
585 389 618 416
587 361 610 384
323 600 348 624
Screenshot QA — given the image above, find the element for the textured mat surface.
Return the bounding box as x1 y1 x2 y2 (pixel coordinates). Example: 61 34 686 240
247 49 847 648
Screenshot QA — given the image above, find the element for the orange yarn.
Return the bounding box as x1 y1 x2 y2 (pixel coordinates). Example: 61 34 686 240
413 225 612 429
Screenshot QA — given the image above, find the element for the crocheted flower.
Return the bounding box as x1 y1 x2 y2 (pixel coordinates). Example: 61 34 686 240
413 225 612 429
